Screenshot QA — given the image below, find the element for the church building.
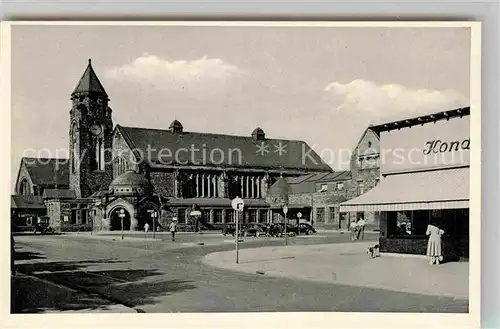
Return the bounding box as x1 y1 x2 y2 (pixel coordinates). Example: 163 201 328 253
13 60 332 232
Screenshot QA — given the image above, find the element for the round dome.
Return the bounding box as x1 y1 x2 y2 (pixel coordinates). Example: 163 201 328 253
251 127 265 140
110 170 153 196
169 120 183 133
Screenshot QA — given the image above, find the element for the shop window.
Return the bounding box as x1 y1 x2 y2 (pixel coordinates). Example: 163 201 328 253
329 207 336 222
249 210 257 223
178 208 186 224
213 209 223 223
225 210 235 223
316 208 325 222
71 207 77 224
387 210 429 237
201 209 210 223
243 211 250 224
258 210 267 223
81 210 87 225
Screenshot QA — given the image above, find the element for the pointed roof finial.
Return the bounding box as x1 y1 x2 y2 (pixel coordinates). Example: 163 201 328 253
88 58 92 65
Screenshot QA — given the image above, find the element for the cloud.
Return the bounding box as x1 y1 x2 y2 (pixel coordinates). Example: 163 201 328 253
104 54 243 93
324 79 469 124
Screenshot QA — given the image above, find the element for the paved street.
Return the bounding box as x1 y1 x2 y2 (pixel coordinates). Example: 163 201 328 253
12 232 468 313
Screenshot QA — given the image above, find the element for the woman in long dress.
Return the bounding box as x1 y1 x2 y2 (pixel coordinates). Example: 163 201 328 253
426 221 445 265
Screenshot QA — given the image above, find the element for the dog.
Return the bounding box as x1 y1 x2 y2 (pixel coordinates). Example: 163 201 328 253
366 244 380 258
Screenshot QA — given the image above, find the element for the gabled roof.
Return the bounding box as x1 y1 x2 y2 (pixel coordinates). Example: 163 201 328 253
316 170 352 182
11 195 45 209
267 177 293 198
352 126 380 152
21 157 69 187
116 125 332 172
71 59 108 96
42 189 76 200
285 171 352 194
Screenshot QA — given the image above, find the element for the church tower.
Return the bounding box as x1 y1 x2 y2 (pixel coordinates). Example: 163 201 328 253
69 59 113 198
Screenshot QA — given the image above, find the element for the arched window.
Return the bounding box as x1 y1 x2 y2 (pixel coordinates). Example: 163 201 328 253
113 157 119 178
72 148 77 173
20 179 30 195
96 137 105 171
115 156 129 177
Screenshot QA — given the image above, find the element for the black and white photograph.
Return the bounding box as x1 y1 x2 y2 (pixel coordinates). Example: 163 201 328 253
2 21 481 328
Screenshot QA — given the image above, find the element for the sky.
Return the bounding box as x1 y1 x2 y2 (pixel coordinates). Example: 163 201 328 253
10 24 471 187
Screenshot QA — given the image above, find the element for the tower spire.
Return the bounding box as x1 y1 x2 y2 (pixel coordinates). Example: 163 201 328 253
71 59 108 97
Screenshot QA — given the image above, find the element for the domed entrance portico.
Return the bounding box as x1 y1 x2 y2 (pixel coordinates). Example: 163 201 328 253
110 207 131 231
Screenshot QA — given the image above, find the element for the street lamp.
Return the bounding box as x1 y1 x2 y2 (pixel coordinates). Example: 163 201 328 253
297 211 302 236
231 197 244 264
118 209 125 240
283 204 288 246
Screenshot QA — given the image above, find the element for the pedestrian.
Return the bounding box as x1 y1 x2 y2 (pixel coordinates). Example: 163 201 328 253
349 220 358 240
169 217 178 242
357 217 366 240
426 219 445 265
144 222 150 234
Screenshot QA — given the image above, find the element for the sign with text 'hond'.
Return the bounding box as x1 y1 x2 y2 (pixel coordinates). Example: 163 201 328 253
380 115 470 173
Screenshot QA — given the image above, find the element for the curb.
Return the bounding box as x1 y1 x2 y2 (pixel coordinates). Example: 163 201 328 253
381 252 428 259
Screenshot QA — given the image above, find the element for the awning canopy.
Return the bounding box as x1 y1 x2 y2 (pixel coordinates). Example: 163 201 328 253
340 167 469 212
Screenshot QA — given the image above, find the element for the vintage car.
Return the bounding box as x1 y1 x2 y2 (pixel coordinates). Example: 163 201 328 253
32 216 55 235
221 224 245 236
288 223 317 236
241 223 269 237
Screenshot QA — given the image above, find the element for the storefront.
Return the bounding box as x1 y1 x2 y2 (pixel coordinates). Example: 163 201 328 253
340 108 470 260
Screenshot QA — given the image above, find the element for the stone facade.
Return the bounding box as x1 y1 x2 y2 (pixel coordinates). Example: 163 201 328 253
69 92 114 198
149 171 176 197
45 198 94 232
15 162 35 195
112 128 139 178
348 128 381 230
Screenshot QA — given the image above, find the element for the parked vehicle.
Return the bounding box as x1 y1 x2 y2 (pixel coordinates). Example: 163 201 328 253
32 216 55 235
242 223 269 237
221 224 245 236
267 223 283 237
288 223 317 236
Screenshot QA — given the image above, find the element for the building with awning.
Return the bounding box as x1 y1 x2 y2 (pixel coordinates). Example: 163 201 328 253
340 107 470 259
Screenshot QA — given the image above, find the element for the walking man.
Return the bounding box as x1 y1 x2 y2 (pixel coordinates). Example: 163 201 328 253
357 217 366 240
169 217 178 242
144 222 150 234
350 220 358 241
